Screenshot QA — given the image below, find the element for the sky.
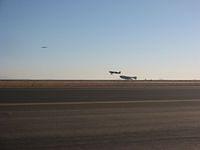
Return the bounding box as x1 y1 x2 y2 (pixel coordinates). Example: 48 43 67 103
1 0 200 80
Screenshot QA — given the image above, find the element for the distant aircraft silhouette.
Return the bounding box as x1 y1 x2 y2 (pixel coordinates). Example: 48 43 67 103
120 75 137 80
109 71 121 75
41 46 47 48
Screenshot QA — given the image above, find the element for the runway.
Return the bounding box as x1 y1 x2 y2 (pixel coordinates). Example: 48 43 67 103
1 81 200 149
2 86 200 103
1 99 200 106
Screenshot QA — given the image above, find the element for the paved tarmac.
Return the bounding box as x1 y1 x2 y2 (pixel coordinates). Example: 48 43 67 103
1 82 200 149
1 86 200 103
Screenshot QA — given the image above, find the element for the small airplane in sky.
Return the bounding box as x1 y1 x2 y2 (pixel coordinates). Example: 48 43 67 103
120 75 137 80
41 46 48 48
109 71 121 75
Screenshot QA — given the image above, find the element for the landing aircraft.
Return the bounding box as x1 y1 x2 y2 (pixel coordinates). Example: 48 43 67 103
109 71 121 75
120 75 137 80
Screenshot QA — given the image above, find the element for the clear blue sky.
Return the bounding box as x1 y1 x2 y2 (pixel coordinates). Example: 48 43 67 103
1 0 200 79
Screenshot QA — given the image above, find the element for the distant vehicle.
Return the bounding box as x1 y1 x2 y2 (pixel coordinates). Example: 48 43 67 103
109 71 121 75
41 46 47 48
120 75 137 80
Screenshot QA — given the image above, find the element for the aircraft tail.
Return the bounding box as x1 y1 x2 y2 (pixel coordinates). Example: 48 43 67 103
132 76 137 80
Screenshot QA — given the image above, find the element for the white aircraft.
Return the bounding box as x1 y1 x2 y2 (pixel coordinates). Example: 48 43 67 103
120 75 137 80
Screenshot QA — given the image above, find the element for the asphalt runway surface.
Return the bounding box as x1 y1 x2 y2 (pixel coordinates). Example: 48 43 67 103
1 83 200 149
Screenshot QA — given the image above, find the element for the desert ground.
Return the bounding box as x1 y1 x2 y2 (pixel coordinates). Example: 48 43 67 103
1 80 200 150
